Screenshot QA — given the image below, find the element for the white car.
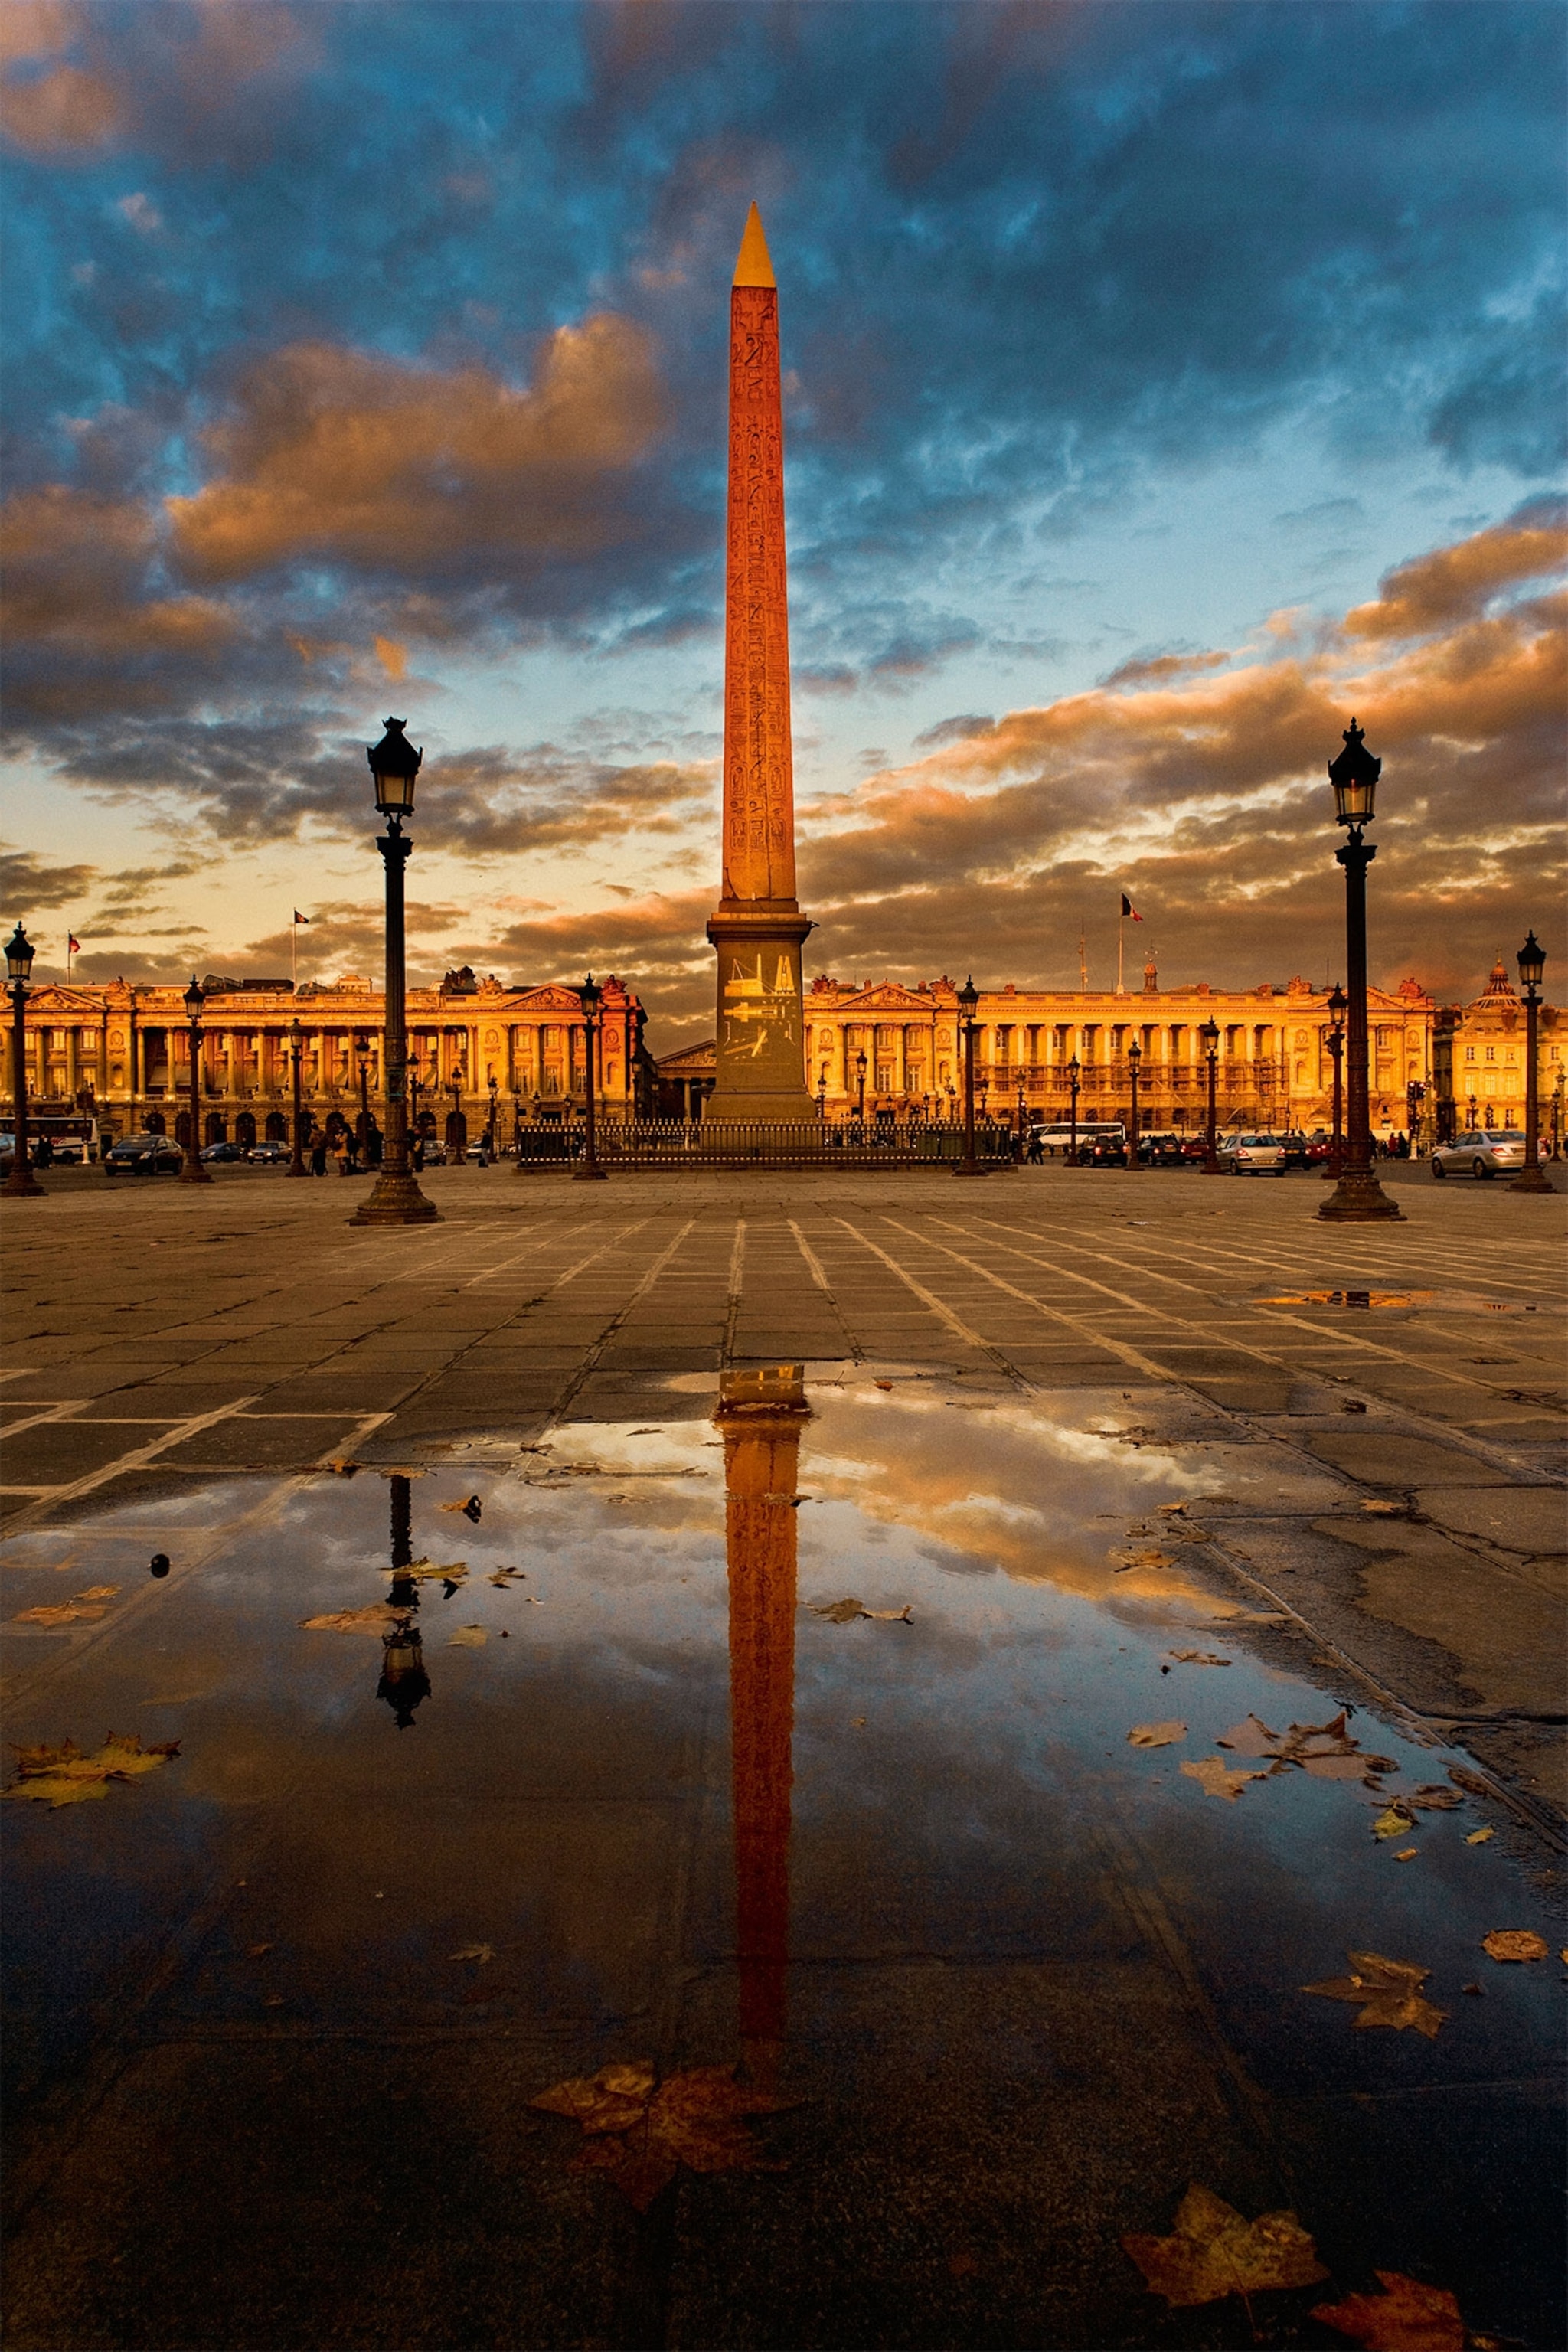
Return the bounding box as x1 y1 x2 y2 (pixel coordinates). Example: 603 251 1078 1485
1430 1129 1547 1178
1217 1132 1287 1174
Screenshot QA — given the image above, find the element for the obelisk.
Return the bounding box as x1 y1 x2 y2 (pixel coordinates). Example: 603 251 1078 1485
705 204 815 1120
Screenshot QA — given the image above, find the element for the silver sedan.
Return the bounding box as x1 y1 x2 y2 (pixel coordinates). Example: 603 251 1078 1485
1430 1129 1547 1178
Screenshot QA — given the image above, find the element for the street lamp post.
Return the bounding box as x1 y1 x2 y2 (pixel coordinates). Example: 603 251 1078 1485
1200 1019 1222 1174
3 923 43 1197
1067 1055 1081 1166
1016 1071 1027 1154
854 1049 867 1127
954 976 985 1177
1406 1079 1424 1158
486 1074 498 1155
286 1017 307 1175
357 1044 371 1152
1509 931 1553 1194
1126 1040 1142 1170
1551 1070 1564 1161
1319 720 1402 1222
446 1073 464 1165
1323 986 1346 1181
816 1070 828 1122
179 977 213 1185
351 719 438 1226
573 975 606 1181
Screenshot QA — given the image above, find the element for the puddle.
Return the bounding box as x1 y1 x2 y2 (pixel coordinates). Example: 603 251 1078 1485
2 1374 1562 2347
1254 1290 1538 1313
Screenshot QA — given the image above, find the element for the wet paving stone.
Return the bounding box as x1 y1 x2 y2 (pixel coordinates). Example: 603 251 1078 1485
2 1371 1563 2349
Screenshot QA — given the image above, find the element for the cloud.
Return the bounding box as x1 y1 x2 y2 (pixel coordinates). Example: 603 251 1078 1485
1344 498 1568 640
167 318 668 586
0 845 97 910
1 0 311 157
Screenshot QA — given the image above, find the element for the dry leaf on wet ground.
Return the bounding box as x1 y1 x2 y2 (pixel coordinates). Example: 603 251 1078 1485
448 1625 487 1648
6 1732 180 1808
14 1586 121 1625
1127 1722 1186 1748
301 1604 410 1634
1180 1758 1268 1802
1481 1929 1547 1962
1303 1952 1447 2038
1217 1710 1397 1785
806 1599 912 1623
1122 2182 1328 2308
381 1558 466 1583
531 2060 794 2210
439 1496 483 1521
1312 2270 1465 2351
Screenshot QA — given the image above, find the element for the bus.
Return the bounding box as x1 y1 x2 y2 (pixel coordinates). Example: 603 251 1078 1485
0 1111 105 1166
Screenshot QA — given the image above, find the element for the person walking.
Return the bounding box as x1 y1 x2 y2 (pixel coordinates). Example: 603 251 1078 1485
309 1129 328 1178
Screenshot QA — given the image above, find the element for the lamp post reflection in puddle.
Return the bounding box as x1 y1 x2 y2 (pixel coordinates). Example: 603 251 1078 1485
717 1363 810 2093
378 1472 430 1727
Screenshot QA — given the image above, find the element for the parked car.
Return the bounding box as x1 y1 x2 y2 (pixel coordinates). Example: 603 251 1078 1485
1279 1131 1312 1168
1179 1135 1213 1163
200 1140 246 1163
1135 1131 1187 1166
247 1140 286 1165
1430 1129 1547 1178
1216 1132 1288 1174
1303 1130 1334 1165
1080 1128 1129 1168
104 1132 183 1175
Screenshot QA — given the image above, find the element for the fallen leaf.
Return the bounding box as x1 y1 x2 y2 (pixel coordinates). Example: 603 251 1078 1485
381 1558 466 1583
1122 2181 1328 2308
874 1379 893 1390
5 1732 180 1808
300 1604 409 1634
1343 1400 1367 1413
1360 1500 1405 1515
1481 1929 1548 1963
1157 1501 1191 1515
1114 1547 1176 1571
447 1943 495 1964
1462 1983 1483 1997
246 1942 274 1957
449 1625 487 1648
1465 1827 1494 1845
488 1566 525 1586
1312 2269 1465 2351
1303 1951 1447 2038
1446 1765 1492 1800
1181 1757 1267 1802
326 1459 359 1476
531 2060 792 2209
862 1605 913 1622
14 1596 114 1625
1406 1784 1464 1811
1372 1804 1416 1841
1393 1847 1419 1862
1128 1722 1187 1749
1216 1714 1282 1758
1166 1650 1232 1667
1219 1710 1397 1785
808 1598 866 1623
439 1497 483 1518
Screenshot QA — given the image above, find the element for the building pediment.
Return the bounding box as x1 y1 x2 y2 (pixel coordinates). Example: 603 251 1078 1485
514 985 587 1012
836 985 931 1011
25 986 105 1012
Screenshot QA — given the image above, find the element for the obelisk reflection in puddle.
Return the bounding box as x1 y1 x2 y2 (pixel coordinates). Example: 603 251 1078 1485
717 1364 809 2088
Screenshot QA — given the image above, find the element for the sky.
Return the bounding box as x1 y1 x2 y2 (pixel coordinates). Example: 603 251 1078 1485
2 0 1563 1044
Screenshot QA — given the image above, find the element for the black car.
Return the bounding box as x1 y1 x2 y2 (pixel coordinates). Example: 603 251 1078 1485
105 1133 183 1175
1081 1132 1129 1168
1136 1131 1187 1166
199 1140 246 1163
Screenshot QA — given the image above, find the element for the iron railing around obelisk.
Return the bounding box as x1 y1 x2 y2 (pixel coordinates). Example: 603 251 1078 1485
514 1119 1017 1171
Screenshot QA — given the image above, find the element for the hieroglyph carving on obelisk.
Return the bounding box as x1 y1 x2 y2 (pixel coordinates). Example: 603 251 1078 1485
705 205 815 1119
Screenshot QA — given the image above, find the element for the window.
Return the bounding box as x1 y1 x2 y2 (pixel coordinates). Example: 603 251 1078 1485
1485 1047 1494 1062
1465 1047 1475 1061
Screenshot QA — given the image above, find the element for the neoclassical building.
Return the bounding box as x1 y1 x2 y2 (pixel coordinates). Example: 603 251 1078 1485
8 969 652 1148
1433 959 1565 1143
664 962 1439 1135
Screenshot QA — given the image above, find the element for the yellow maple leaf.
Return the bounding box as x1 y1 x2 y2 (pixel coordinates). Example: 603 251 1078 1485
5 1733 180 1808
1123 2183 1328 2308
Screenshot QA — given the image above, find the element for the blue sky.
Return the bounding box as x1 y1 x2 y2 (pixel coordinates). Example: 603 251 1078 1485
2 0 1563 1035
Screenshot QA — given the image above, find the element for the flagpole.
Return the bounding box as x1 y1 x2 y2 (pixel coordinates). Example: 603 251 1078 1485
292 920 296 994
1116 914 1124 997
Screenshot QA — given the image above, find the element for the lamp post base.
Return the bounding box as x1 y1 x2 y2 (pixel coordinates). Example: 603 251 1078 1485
349 1169 440 1226
178 1163 213 1186
1507 1163 1555 1194
572 1162 607 1182
952 1161 991 1178
2 1165 45 1198
1318 1168 1404 1221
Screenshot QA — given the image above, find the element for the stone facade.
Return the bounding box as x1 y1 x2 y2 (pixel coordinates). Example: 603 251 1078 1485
1432 959 1565 1144
8 971 652 1147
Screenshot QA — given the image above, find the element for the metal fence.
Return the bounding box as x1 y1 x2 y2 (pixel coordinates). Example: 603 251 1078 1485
515 1118 1017 1170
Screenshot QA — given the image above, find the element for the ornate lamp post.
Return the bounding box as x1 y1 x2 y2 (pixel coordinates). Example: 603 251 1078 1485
486 1073 498 1155
446 1071 464 1165
356 1041 371 1152
573 974 606 1181
286 1016 307 1176
1200 1018 1222 1174
854 1049 867 1126
1551 1068 1563 1160
3 922 43 1197
1509 930 1553 1193
1015 1070 1027 1148
352 719 438 1225
178 977 213 1185
949 973 987 1176
1066 1054 1081 1166
1405 1078 1424 1157
1322 986 1346 1180
816 1069 828 1122
1126 1039 1142 1169
1319 720 1402 1221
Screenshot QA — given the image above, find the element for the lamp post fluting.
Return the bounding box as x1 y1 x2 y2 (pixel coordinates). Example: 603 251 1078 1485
1200 1019 1222 1174
1508 931 1553 1193
1126 1039 1142 1169
351 719 438 1226
178 977 213 1185
1067 1054 1080 1166
954 977 985 1176
286 1018 308 1176
1319 720 1402 1221
573 975 606 1181
3 923 43 1197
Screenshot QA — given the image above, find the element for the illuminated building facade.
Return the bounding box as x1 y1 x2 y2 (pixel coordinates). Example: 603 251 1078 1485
1432 959 1565 1144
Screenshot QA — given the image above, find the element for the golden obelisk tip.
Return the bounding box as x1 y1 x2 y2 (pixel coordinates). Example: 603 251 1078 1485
733 203 776 289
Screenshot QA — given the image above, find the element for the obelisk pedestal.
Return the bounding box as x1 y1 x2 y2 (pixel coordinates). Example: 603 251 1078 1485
705 204 815 1122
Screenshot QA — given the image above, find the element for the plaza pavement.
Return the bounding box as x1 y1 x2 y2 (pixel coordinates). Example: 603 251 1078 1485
4 1158 1565 1817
